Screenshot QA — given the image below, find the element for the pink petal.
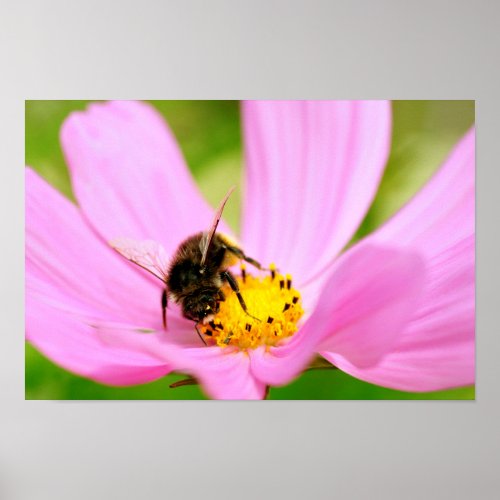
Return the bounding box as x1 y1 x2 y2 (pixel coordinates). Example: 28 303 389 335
370 128 475 256
26 168 200 385
27 299 171 387
324 235 475 392
241 100 391 284
322 128 475 391
249 243 425 387
60 100 227 255
26 168 163 327
98 329 266 400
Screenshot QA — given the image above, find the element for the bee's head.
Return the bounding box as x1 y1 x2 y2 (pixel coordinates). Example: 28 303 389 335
183 289 220 323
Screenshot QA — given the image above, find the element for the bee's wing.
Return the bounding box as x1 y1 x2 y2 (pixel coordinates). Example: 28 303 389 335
199 186 235 267
110 238 169 283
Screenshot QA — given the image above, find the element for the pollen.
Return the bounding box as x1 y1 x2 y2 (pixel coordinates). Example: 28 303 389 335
199 265 304 350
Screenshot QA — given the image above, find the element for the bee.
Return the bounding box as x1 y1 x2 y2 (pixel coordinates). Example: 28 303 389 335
110 187 265 344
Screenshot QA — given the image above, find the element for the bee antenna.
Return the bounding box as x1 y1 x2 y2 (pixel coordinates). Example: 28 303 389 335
194 322 207 346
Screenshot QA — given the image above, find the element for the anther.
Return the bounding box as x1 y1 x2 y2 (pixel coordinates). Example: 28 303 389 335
270 263 276 280
200 269 304 349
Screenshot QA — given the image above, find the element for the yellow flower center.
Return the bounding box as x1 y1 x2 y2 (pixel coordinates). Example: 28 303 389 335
200 264 304 350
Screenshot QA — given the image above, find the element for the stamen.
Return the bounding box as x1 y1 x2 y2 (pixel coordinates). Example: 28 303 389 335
270 263 276 280
198 269 304 350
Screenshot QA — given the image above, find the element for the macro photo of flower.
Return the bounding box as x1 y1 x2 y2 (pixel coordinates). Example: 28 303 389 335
25 100 475 400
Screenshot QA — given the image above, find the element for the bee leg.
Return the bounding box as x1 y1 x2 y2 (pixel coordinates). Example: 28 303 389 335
221 271 261 322
194 322 208 346
225 245 268 271
161 289 168 330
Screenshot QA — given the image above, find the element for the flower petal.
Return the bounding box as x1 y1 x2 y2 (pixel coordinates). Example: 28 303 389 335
26 168 199 385
27 299 171 387
26 168 163 327
321 128 475 391
370 127 475 256
322 236 474 391
249 243 425 386
60 100 224 255
98 330 266 400
241 100 391 284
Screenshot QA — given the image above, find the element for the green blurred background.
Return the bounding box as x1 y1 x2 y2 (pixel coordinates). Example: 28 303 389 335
25 100 475 400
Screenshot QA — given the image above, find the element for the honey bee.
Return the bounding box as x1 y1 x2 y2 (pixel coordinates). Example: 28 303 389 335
111 187 265 344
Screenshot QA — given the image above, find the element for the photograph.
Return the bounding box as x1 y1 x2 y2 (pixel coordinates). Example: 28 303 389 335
25 100 475 400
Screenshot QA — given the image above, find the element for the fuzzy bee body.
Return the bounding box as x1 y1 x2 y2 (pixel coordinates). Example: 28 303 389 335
167 232 241 323
111 187 264 343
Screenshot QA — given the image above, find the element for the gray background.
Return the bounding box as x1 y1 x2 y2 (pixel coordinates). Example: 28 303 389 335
1 0 498 499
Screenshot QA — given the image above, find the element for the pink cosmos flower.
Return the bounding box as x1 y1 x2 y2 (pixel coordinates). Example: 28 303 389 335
26 100 475 399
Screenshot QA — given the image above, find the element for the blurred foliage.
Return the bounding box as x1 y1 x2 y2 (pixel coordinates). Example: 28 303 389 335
25 100 475 400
